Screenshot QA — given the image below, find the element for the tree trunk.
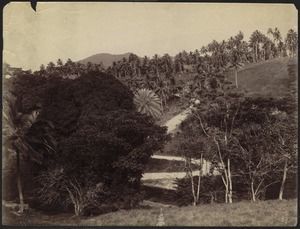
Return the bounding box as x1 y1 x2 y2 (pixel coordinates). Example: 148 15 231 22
215 137 230 204
189 170 197 206
74 202 82 216
234 69 238 88
225 185 228 203
196 154 203 204
210 192 214 204
279 159 288 200
251 179 256 202
252 45 256 62
16 150 25 213
255 43 258 62
227 158 233 203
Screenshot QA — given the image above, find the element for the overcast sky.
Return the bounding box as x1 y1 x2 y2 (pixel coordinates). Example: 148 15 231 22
3 2 297 70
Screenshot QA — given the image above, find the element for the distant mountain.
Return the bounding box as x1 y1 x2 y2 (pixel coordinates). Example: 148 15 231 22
79 52 132 68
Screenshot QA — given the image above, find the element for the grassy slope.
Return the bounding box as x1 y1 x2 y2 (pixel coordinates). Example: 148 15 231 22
163 199 297 226
3 199 297 226
227 57 297 98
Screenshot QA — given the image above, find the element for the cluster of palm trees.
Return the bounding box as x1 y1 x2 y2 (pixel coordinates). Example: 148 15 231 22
109 28 296 76
108 28 297 115
37 58 105 79
31 27 297 119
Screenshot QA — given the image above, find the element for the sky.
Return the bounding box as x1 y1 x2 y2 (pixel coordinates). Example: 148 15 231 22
3 2 298 71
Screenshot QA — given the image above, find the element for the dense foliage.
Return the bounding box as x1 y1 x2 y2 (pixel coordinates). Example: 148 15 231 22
3 71 167 215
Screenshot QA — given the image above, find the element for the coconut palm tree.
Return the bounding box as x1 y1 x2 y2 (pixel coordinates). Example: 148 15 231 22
3 92 55 213
267 27 282 57
46 61 56 75
134 89 162 119
249 30 262 62
285 29 298 57
200 46 208 56
154 76 170 111
227 49 244 88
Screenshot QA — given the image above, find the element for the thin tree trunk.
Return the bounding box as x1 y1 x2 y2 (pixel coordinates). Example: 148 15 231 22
227 158 233 203
252 45 256 63
255 43 258 62
214 137 229 204
279 159 288 200
191 180 197 206
251 179 256 202
210 192 214 204
221 175 229 203
189 169 197 206
234 69 238 88
16 150 25 213
196 154 203 204
225 184 228 203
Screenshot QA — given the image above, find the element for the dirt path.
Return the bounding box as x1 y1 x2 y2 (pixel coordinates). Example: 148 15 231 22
142 171 193 180
163 108 191 134
143 108 210 188
141 200 175 208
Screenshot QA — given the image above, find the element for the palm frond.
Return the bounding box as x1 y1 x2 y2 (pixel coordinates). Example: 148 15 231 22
134 88 162 119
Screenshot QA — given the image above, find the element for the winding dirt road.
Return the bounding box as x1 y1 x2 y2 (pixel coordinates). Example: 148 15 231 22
142 108 212 189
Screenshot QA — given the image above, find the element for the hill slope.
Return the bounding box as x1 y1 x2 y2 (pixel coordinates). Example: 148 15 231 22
227 57 297 98
79 52 132 68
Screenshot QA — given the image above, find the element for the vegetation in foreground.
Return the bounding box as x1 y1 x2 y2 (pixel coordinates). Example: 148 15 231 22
3 199 297 226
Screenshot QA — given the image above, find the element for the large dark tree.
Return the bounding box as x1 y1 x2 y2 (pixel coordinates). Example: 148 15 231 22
7 71 167 215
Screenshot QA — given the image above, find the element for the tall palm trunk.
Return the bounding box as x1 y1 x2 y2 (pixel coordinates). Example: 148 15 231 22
234 68 238 88
255 43 258 62
16 149 25 213
252 45 256 62
279 159 288 200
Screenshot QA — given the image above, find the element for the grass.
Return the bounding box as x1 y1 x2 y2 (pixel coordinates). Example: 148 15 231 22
226 57 297 98
3 199 297 226
163 199 297 226
83 208 159 226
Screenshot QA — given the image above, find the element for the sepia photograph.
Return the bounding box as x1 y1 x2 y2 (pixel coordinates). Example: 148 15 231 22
2 2 298 226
